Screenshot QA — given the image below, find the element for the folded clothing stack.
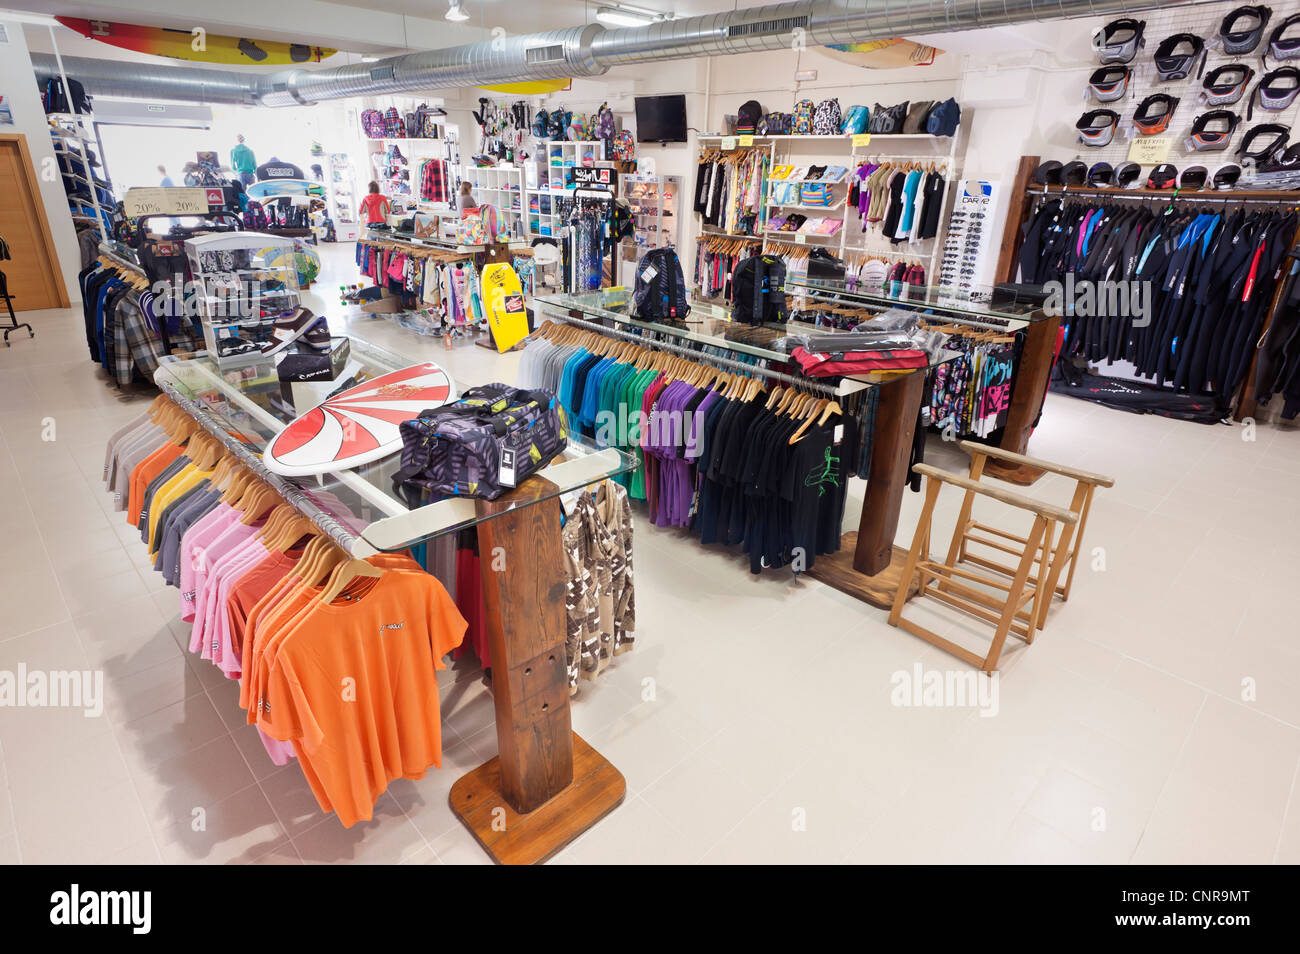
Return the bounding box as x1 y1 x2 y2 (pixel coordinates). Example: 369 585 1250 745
789 326 942 377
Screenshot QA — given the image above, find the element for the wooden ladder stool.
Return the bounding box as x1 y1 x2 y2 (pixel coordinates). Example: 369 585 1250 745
944 442 1115 632
888 463 1078 673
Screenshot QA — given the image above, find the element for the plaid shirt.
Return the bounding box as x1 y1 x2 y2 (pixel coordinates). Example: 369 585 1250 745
420 159 449 204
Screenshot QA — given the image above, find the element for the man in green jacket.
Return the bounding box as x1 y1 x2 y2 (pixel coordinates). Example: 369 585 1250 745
231 134 256 186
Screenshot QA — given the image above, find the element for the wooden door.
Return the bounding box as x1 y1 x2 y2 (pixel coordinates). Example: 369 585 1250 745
0 134 70 311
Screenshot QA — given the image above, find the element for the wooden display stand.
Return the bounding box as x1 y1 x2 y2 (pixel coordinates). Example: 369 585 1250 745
449 476 626 864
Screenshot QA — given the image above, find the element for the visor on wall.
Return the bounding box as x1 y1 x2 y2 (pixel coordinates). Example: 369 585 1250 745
1032 160 1064 185
1178 165 1209 189
1247 66 1300 119
1133 94 1179 135
1088 162 1115 186
1077 109 1120 146
1088 66 1132 102
1220 5 1272 55
1184 110 1242 151
1237 122 1290 160
1094 18 1146 64
1153 34 1207 82
1147 163 1179 189
1210 162 1243 188
1201 64 1254 106
1115 161 1143 189
1061 161 1089 186
1267 13 1300 64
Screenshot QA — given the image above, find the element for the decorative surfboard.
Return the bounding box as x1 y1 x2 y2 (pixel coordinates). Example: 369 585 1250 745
263 363 456 477
246 179 325 199
816 39 942 69
477 80 572 95
480 261 529 353
55 18 336 65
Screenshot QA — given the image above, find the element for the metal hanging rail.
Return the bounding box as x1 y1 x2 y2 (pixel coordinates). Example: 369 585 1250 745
1027 187 1300 207
536 306 843 396
154 377 364 555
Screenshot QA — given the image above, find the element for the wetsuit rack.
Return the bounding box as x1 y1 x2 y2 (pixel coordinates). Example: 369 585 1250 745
996 155 1300 422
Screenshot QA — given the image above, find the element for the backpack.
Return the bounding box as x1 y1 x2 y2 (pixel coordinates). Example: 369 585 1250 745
792 99 815 134
360 108 385 138
902 101 935 134
926 98 961 136
812 98 842 135
758 112 791 135
632 247 691 323
613 130 635 161
242 201 269 230
567 117 586 141
841 104 870 135
595 103 616 140
736 99 763 134
43 77 91 115
730 255 787 325
533 109 550 138
391 383 569 504
548 109 570 140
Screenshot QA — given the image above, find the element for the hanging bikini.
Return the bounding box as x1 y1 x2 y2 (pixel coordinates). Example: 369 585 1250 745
1093 18 1146 64
1219 5 1272 55
1236 122 1291 162
1201 65 1255 105
1088 65 1132 103
1076 109 1120 146
1132 94 1179 135
1245 66 1300 119
1153 34 1206 81
1184 110 1242 151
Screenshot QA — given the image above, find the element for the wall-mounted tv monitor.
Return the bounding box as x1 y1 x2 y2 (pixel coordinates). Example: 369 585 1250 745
634 94 688 143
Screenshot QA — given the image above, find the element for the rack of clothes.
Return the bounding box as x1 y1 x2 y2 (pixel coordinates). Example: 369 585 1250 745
848 157 949 244
1014 188 1300 401
922 322 1021 439
519 312 870 575
694 234 763 299
417 157 452 204
693 145 771 236
80 250 202 387
356 237 480 326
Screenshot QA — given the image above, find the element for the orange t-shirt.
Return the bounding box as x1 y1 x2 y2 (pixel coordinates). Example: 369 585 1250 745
256 570 466 827
127 442 185 526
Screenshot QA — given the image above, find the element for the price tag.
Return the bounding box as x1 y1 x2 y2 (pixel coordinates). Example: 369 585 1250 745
852 133 871 147
122 187 211 218
1127 136 1171 164
795 233 807 245
498 448 517 488
738 135 754 147
721 137 737 150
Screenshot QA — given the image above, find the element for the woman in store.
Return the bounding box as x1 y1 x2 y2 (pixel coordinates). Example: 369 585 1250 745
359 181 390 226
457 180 478 212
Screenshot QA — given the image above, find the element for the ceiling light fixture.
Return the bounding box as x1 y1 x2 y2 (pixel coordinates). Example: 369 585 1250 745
595 4 667 28
445 1 470 22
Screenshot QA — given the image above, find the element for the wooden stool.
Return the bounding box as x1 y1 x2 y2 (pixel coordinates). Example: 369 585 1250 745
888 464 1077 673
945 442 1115 632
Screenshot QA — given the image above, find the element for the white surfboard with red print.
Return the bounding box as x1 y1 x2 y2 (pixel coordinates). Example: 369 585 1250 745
264 363 456 476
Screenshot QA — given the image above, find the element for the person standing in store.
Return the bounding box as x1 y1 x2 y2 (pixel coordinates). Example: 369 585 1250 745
230 134 257 186
359 181 391 225
457 181 478 212
158 165 175 187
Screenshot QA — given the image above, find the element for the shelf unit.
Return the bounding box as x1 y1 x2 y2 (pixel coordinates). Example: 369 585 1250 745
458 165 526 240
528 140 610 238
326 152 359 242
618 173 681 260
48 113 112 233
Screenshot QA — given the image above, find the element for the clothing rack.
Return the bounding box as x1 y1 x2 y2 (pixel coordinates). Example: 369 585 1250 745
542 307 840 395
996 154 1300 424
0 234 33 346
154 376 364 555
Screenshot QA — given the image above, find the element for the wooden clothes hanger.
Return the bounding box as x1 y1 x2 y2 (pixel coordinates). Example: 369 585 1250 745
318 558 384 603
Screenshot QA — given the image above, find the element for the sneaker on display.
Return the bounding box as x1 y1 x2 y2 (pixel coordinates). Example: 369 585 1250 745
261 306 331 355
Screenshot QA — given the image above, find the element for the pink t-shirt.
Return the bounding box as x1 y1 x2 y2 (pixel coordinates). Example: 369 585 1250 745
189 521 260 654
179 505 237 622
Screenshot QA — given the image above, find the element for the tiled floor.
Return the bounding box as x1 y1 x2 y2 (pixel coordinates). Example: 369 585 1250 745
1 244 1298 864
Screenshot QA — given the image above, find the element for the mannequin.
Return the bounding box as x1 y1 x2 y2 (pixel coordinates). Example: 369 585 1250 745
231 134 257 186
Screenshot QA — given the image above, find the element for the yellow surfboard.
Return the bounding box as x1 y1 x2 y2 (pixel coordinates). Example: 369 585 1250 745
480 262 530 353
56 17 335 65
477 80 572 95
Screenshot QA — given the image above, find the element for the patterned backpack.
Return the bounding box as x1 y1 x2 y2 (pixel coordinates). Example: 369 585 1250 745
242 201 269 230
533 109 550 138
391 383 569 503
792 99 815 134
812 98 842 135
360 108 385 139
595 103 616 141
613 130 635 161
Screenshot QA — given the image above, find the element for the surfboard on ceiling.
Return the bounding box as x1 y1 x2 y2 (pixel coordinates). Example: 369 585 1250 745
817 39 942 69
264 363 456 477
55 17 336 65
477 80 572 95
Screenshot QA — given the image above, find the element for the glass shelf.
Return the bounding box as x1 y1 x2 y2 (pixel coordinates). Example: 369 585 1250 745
154 336 636 555
784 276 1047 327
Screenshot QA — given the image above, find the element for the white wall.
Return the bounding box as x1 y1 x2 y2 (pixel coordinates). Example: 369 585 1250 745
1 19 84 303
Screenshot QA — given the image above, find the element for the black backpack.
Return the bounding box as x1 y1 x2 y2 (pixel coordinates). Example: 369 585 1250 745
632 248 690 323
731 255 787 325
43 77 91 115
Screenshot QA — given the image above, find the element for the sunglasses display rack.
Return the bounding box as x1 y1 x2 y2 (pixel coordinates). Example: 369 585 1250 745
937 178 999 306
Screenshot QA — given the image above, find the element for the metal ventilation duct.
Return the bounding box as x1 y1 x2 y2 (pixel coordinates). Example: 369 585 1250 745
32 0 1190 107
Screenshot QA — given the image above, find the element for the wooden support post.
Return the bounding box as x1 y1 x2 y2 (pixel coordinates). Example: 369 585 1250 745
994 155 1040 285
807 370 926 609
449 477 626 864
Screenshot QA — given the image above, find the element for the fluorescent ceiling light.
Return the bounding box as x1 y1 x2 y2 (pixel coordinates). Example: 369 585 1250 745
595 5 665 28
445 1 470 22
0 8 60 26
